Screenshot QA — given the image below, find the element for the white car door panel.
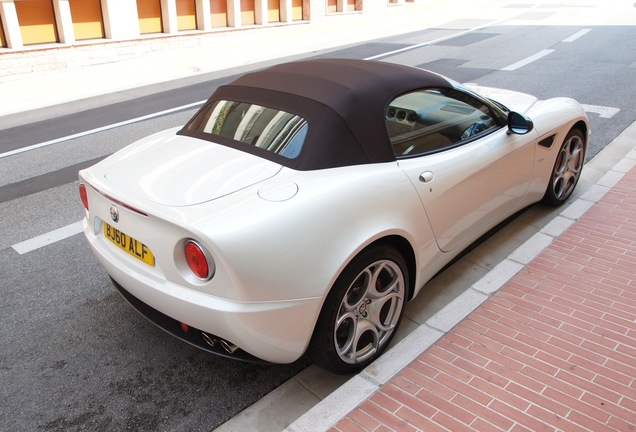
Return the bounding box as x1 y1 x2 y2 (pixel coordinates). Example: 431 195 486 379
387 87 537 253
399 129 536 252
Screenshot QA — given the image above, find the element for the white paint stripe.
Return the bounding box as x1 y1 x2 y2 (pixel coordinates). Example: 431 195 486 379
501 49 555 71
12 221 83 255
365 15 514 61
563 28 591 43
0 100 206 160
582 104 620 119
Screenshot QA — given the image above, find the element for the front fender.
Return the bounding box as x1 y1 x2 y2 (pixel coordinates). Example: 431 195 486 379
523 98 589 202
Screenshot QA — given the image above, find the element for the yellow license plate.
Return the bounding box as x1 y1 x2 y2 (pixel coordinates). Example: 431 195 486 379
103 222 155 267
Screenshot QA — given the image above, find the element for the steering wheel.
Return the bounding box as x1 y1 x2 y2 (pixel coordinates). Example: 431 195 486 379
461 122 487 140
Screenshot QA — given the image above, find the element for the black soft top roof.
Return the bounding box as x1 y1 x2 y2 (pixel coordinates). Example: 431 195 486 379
180 58 453 170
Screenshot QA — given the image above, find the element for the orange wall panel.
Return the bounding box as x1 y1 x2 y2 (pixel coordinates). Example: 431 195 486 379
292 0 303 20
15 0 58 45
210 0 228 27
176 0 197 30
137 0 163 34
240 0 255 25
268 0 280 23
69 0 105 40
0 17 6 47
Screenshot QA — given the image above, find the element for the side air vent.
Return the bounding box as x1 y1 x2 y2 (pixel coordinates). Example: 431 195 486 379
538 134 556 148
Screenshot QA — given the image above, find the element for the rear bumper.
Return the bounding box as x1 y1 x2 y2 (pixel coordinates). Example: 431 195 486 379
111 278 263 362
84 219 323 364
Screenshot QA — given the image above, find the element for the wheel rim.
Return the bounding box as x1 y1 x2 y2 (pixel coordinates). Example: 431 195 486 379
552 134 584 201
334 259 405 365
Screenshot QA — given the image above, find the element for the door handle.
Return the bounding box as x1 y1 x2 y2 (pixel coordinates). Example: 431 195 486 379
419 171 434 183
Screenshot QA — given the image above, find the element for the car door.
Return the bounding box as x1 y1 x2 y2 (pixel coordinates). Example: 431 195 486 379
388 88 537 252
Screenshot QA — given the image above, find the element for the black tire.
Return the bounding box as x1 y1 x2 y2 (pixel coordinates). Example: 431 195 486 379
308 245 408 374
542 128 586 206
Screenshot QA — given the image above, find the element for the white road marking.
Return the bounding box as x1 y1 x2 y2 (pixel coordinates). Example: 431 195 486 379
502 49 555 71
582 104 620 119
563 29 591 43
0 100 206 160
12 221 83 255
365 15 515 61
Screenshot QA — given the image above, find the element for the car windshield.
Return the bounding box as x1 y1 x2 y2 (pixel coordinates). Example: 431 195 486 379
183 100 308 159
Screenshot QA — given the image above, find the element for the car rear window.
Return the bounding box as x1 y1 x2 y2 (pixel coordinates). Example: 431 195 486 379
183 100 308 159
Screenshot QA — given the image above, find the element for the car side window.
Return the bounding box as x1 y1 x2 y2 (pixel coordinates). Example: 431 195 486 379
386 88 500 157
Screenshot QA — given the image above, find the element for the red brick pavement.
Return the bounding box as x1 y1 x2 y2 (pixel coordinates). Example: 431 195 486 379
330 167 636 432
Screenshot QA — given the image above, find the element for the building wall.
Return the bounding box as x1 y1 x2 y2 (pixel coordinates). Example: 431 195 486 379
0 0 314 51
0 0 400 81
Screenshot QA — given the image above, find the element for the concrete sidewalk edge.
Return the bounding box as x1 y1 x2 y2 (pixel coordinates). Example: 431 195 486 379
283 120 636 432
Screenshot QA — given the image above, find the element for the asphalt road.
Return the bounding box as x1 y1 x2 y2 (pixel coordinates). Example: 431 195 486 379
1 13 635 432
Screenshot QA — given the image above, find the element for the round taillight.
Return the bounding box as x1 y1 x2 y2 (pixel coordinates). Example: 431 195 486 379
185 240 212 280
79 184 89 210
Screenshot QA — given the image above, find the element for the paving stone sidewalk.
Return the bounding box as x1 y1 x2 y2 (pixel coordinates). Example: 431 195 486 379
326 163 636 431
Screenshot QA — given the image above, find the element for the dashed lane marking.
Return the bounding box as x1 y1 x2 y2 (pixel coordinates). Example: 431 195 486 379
563 28 591 43
12 221 83 255
0 101 206 160
501 49 555 71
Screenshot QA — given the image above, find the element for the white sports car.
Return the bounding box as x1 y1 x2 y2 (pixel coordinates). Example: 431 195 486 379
79 59 588 373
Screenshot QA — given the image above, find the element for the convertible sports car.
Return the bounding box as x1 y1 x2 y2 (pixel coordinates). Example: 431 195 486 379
79 59 588 373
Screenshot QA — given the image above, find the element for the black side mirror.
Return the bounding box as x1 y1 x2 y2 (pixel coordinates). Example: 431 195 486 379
507 112 534 135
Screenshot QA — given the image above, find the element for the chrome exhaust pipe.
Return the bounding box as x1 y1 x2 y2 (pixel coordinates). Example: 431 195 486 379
201 332 239 355
220 339 239 354
201 332 217 348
